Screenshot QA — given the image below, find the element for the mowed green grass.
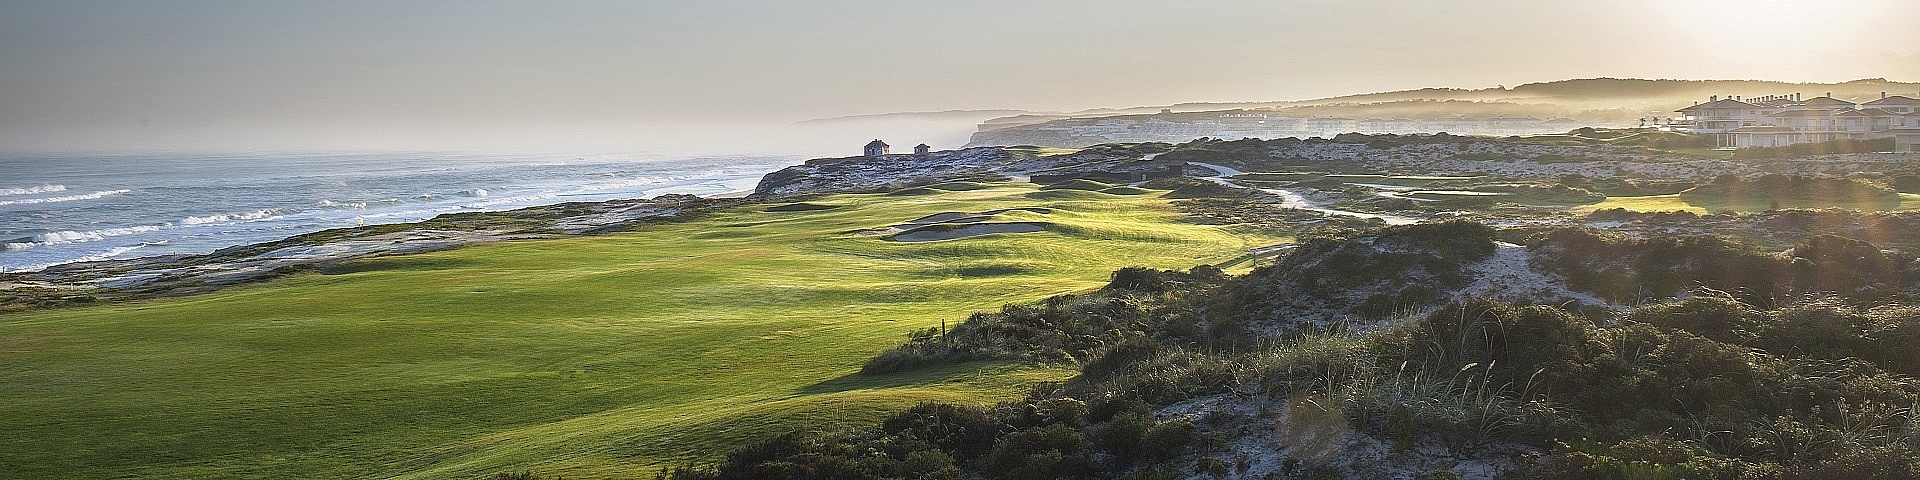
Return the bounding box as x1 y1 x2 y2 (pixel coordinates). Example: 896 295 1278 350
1579 193 1920 214
0 184 1280 479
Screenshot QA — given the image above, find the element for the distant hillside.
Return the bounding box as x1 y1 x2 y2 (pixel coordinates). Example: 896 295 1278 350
1108 77 1920 117
795 109 1041 125
966 77 1920 148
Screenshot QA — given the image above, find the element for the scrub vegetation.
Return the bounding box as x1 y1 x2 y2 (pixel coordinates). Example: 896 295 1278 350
667 220 1920 480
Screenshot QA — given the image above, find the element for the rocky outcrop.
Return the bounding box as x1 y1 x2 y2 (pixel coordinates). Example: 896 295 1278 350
751 144 1191 197
751 147 1020 197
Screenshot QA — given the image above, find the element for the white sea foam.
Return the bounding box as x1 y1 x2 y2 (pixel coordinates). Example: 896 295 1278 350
317 199 368 210
0 244 149 273
356 205 463 220
458 191 558 209
5 225 167 251
568 177 669 193
0 189 131 206
0 185 67 196
182 209 281 225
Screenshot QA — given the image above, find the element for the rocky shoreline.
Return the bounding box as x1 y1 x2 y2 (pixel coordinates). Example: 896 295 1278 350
0 194 758 311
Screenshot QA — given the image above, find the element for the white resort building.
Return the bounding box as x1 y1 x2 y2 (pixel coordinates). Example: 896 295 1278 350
1676 92 1920 150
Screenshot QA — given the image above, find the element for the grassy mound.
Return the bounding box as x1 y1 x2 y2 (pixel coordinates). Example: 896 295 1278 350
1039 179 1114 191
1576 194 1707 214
925 181 990 191
887 187 944 196
891 222 1049 242
1142 177 1246 199
0 184 1281 479
1098 186 1154 195
1025 190 1110 200
764 202 840 212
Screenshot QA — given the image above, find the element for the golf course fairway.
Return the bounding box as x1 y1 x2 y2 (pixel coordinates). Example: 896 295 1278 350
0 183 1281 479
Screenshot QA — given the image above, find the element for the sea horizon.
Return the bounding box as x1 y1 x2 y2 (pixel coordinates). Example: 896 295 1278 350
0 151 797 273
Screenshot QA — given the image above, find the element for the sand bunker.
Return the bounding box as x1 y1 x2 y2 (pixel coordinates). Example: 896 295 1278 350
892 222 1048 242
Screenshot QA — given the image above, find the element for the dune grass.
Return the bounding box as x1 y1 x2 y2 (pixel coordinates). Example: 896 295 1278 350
0 184 1281 479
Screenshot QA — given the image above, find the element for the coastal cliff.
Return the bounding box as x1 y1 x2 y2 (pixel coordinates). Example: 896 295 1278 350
751 147 1019 197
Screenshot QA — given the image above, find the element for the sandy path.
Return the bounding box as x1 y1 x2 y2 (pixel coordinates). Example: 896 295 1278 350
1184 161 1419 225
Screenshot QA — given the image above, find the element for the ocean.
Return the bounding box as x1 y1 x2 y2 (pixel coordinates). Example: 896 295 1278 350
0 152 796 273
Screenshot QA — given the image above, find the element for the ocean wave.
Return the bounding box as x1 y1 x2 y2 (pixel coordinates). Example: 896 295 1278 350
458 191 559 210
0 244 148 273
6 225 164 251
568 177 670 193
317 199 368 210
182 209 281 225
0 189 131 206
356 205 462 220
6 225 166 251
0 185 67 196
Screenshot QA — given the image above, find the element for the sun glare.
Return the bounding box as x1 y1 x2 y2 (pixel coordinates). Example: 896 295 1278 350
1654 0 1865 59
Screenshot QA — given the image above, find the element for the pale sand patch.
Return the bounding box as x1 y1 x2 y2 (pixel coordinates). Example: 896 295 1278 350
891 222 1047 242
1454 242 1613 308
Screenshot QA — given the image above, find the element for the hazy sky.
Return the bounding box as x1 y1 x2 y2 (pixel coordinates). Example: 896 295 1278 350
3 0 1917 154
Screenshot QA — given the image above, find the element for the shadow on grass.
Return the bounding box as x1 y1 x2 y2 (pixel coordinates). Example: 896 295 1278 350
614 360 1044 461
796 360 1020 396
320 256 486 275
765 202 840 212
1683 198 1903 213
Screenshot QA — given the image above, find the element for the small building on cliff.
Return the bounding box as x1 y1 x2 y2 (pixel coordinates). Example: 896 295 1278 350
864 140 889 157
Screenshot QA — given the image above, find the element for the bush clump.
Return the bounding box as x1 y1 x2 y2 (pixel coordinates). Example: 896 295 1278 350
1678 174 1899 210
1529 226 1911 305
